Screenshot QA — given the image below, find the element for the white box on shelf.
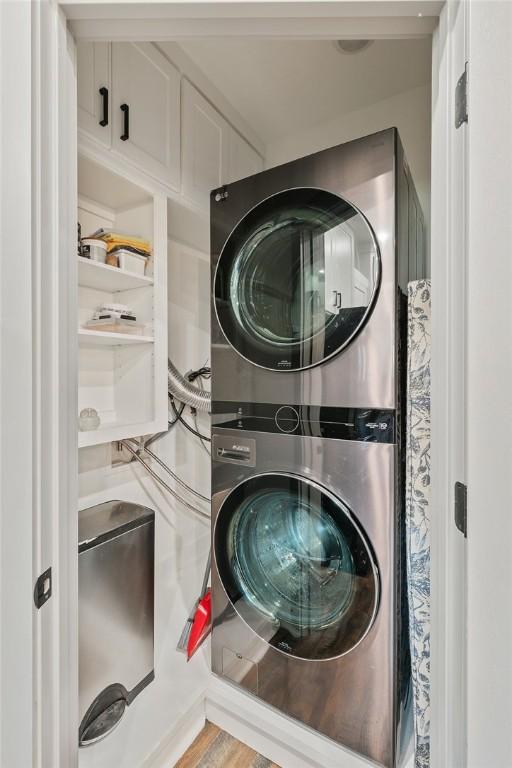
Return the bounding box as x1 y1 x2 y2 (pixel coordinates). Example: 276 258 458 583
117 249 147 275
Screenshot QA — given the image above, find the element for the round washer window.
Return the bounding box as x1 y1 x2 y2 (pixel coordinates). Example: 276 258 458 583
214 188 380 371
214 473 379 660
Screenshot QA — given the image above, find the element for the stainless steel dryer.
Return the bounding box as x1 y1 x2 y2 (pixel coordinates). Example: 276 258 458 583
211 412 410 768
211 128 424 408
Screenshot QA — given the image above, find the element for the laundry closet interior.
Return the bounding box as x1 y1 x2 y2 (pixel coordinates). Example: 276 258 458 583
74 25 433 768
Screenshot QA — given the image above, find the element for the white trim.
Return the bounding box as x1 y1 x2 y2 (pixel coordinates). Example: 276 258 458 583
0 2 34 766
56 14 80 768
142 695 206 768
68 15 438 42
206 677 413 768
61 1 443 21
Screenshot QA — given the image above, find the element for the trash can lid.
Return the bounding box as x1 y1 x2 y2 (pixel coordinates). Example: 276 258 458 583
78 500 154 553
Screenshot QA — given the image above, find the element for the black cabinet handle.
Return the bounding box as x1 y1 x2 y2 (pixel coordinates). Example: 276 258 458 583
120 103 129 141
99 87 108 127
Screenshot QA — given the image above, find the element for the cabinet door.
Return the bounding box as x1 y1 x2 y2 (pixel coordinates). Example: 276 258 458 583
77 42 111 148
181 79 230 210
228 128 263 183
112 43 180 190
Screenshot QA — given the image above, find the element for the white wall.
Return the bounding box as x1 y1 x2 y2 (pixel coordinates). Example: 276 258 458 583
78 236 211 768
265 84 431 267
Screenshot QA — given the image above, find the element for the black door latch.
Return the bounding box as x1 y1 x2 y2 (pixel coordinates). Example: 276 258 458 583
34 567 52 609
454 482 467 538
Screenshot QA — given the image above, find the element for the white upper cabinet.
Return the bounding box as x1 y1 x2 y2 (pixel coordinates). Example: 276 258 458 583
181 79 230 210
228 128 263 184
77 44 264 208
77 42 111 148
112 43 180 190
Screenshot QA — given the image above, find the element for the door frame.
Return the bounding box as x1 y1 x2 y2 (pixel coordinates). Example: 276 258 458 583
27 1 468 766
0 3 35 766
0 2 78 767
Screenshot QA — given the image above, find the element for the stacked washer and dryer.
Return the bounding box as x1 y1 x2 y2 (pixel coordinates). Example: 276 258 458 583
210 128 425 768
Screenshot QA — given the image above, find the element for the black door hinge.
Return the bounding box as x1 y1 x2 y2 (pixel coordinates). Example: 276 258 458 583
34 567 52 609
454 482 467 537
455 62 468 128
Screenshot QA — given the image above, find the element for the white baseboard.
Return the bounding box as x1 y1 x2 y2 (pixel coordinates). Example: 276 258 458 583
141 675 414 768
142 694 206 768
205 676 387 768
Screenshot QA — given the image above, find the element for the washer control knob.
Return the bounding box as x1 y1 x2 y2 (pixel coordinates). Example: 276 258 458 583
275 406 300 434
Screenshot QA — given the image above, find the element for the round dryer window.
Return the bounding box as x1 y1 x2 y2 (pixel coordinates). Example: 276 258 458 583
214 188 380 371
214 473 379 660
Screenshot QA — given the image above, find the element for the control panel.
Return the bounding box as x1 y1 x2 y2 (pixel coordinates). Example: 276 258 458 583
212 402 396 444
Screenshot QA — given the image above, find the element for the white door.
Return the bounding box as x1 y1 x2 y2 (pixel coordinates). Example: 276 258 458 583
181 78 229 209
466 2 512 766
112 43 180 190
430 1 468 765
228 127 263 183
77 41 111 148
2 4 78 768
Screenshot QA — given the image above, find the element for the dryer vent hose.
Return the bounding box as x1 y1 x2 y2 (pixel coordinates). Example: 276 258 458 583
167 358 210 412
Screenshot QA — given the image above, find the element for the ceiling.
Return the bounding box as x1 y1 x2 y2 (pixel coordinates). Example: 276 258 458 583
179 38 432 146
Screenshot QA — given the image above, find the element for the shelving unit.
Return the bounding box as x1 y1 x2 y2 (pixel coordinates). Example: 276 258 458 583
77 154 168 448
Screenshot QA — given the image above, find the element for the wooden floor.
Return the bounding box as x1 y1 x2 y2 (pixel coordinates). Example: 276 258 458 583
175 722 280 768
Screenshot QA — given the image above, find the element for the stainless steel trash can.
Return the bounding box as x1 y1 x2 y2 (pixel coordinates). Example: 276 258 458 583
78 500 155 746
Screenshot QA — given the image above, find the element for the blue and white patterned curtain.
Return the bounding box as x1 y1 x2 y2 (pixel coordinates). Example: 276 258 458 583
406 280 431 768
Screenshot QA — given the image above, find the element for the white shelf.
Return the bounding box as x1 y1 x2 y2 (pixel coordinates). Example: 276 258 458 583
78 329 154 347
78 257 152 292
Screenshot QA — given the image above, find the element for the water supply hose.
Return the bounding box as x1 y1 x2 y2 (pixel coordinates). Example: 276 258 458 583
120 440 210 521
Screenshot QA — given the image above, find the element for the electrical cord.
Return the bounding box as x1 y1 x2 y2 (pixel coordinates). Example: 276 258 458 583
187 365 211 382
170 397 211 442
120 440 210 520
193 408 211 456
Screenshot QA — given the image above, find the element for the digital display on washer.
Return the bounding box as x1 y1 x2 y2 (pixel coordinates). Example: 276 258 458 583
214 473 379 661
214 187 381 372
212 402 395 443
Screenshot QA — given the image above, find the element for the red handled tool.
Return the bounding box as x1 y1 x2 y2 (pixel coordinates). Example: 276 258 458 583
186 587 212 660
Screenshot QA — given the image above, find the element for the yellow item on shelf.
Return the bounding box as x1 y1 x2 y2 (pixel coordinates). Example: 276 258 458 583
96 232 152 255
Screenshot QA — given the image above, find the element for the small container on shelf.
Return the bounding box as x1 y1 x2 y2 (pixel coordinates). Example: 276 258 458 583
81 239 107 263
79 408 100 432
116 249 147 275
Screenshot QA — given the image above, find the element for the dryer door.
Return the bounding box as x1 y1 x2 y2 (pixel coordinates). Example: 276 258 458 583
214 188 380 371
214 473 379 660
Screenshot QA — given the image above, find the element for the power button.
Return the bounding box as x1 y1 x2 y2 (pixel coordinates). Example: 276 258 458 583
275 406 300 433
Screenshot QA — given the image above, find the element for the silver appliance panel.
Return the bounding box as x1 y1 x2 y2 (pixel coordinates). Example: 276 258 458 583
211 428 404 768
211 129 398 409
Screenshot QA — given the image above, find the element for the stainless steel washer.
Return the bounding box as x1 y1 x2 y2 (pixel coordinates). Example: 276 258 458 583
211 413 410 768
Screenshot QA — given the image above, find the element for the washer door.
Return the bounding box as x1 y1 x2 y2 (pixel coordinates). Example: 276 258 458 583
214 188 380 371
214 473 379 660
